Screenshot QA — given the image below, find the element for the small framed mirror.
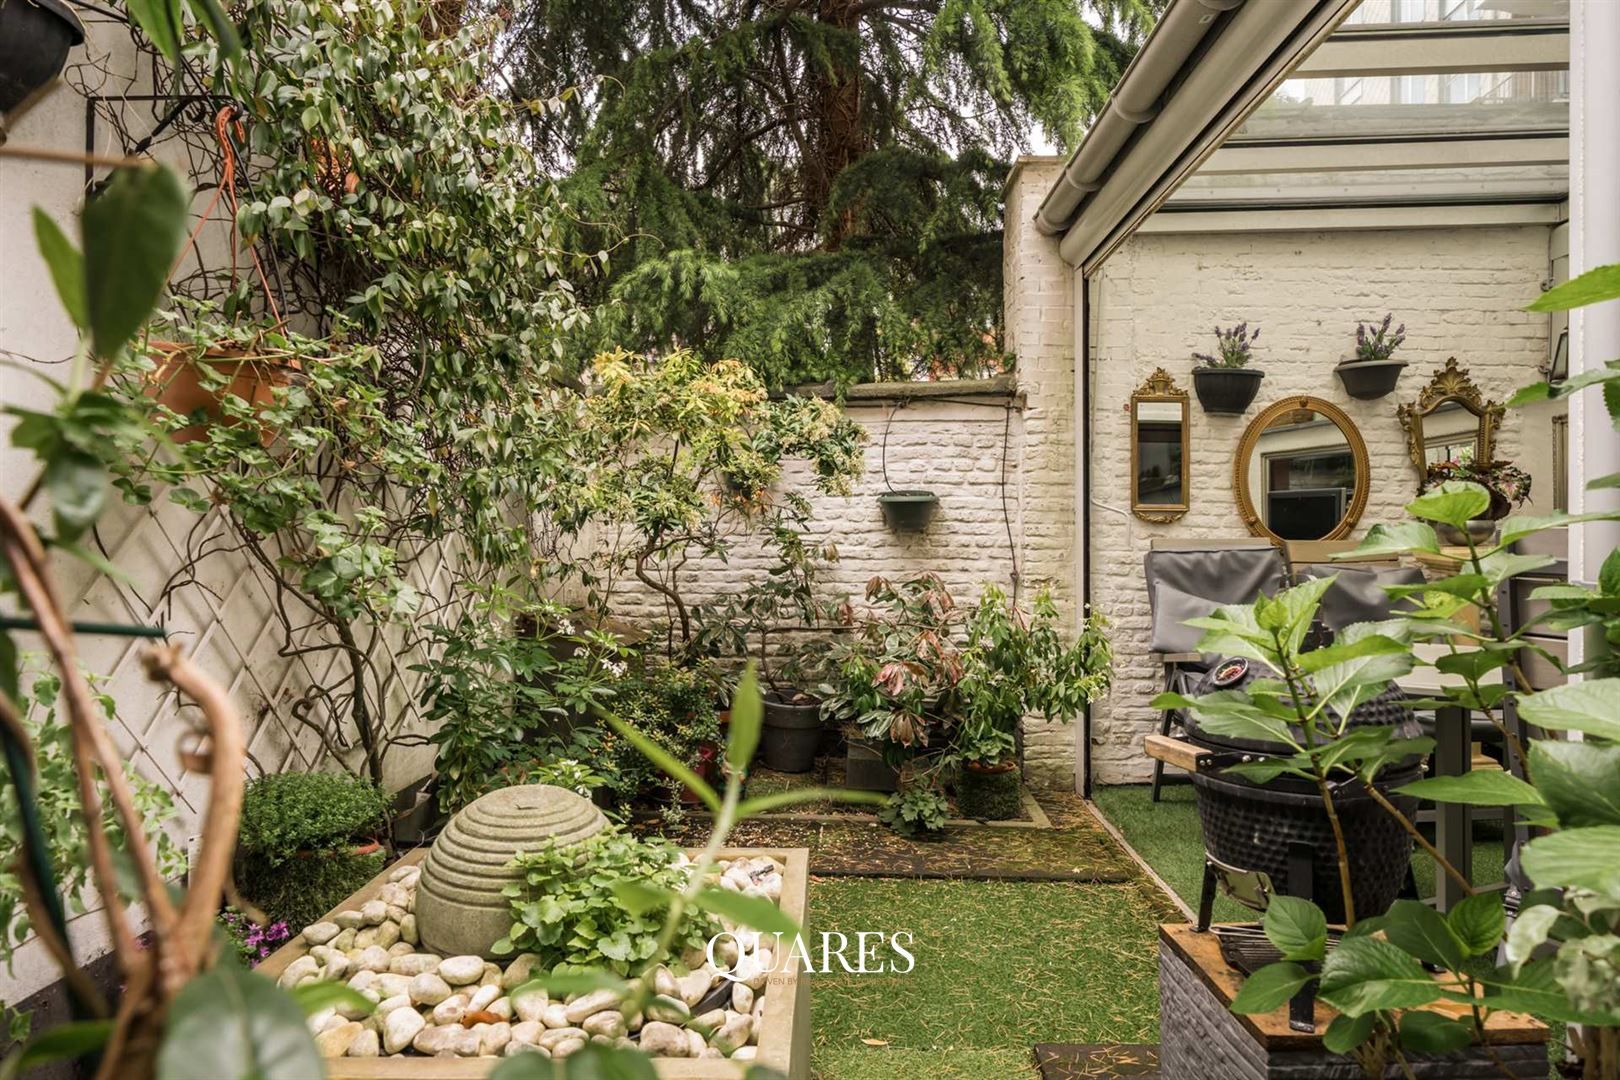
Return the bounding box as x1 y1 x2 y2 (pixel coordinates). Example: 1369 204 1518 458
1235 396 1369 542
1131 368 1190 523
1397 357 1504 474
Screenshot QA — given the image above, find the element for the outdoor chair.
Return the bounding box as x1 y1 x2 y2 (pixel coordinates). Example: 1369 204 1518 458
1287 540 1426 645
1145 539 1288 802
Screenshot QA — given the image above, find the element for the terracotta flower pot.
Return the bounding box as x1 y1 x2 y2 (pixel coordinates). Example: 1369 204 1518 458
146 340 298 445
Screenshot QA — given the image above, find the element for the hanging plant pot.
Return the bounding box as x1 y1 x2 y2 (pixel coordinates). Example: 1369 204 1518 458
1334 357 1407 400
1191 367 1265 415
145 341 299 446
0 0 83 114
877 490 939 531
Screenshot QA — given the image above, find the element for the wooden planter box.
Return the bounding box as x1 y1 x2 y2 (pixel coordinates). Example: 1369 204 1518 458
1159 924 1547 1079
259 847 811 1080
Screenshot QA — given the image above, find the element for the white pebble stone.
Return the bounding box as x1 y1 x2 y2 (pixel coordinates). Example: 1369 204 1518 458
439 955 484 986
303 922 340 946
382 1007 424 1054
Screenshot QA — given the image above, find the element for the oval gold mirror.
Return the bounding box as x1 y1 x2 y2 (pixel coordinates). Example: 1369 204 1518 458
1235 396 1369 542
1131 368 1190 523
1396 357 1504 474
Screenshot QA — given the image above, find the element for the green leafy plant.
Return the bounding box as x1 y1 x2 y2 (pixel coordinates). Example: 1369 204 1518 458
573 350 864 653
952 585 1112 766
1193 323 1260 369
818 574 965 754
1179 260 1620 1076
500 828 715 975
1419 459 1532 520
235 772 389 928
878 786 951 839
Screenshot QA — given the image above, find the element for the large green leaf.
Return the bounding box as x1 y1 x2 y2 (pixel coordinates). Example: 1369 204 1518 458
1340 521 1441 558
125 0 186 63
156 964 323 1080
1526 263 1620 311
1396 771 1544 807
727 663 762 774
81 164 189 359
1398 1010 1473 1053
1380 899 1464 971
492 1042 657 1079
1258 577 1335 659
1228 961 1313 1015
1316 936 1443 1017
1406 483 1490 529
32 209 86 330
1261 895 1327 962
1495 511 1620 549
693 885 800 938
1482 956 1620 1025
1520 826 1620 895
1516 680 1620 741
43 449 106 543
1446 892 1506 959
1529 739 1620 828
1504 905 1560 971
1509 360 1620 406
1150 691 1299 750
288 981 375 1017
1321 1013 1377 1054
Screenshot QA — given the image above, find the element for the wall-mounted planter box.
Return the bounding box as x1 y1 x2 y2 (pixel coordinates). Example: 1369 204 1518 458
258 846 812 1079
877 490 938 531
1334 357 1407 400
1191 367 1264 415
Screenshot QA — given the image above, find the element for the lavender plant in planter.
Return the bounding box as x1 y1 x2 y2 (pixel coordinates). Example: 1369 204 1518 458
1192 323 1265 415
1336 313 1408 400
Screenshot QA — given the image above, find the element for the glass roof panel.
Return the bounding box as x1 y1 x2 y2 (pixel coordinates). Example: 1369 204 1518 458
1344 0 1568 27
1235 71 1567 141
1168 163 1568 207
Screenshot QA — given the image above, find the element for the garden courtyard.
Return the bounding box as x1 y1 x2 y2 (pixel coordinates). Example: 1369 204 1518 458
3 0 1620 1078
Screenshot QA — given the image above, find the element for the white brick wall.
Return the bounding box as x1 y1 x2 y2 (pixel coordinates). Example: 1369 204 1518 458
1085 224 1554 783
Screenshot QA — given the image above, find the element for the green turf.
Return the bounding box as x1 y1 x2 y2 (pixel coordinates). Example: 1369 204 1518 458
1091 783 1510 921
808 877 1164 1079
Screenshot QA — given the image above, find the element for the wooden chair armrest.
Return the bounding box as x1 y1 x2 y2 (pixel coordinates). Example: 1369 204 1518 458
1150 651 1203 664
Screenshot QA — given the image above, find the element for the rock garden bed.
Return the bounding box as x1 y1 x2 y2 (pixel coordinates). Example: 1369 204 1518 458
257 847 811 1079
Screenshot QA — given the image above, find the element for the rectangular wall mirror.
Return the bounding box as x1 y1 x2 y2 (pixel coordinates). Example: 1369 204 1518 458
1131 369 1190 523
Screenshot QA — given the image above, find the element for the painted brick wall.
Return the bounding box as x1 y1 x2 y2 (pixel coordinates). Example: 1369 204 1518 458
1085 224 1553 783
595 158 1084 786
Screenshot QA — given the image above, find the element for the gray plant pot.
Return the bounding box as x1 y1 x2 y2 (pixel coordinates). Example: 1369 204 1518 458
1334 357 1407 400
761 692 821 773
844 736 899 792
1191 366 1264 415
877 490 939 531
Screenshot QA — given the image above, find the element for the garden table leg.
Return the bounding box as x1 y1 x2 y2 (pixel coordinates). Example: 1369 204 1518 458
1432 705 1472 912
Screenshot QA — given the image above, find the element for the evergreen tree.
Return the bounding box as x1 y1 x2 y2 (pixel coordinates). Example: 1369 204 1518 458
500 0 1157 386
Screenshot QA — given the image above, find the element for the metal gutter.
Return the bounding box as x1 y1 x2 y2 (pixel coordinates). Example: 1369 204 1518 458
1033 0 1242 237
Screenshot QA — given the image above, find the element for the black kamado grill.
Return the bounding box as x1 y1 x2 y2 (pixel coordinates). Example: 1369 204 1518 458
1184 656 1421 927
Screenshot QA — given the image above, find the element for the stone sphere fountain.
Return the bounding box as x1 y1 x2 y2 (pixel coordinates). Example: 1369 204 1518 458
414 783 608 957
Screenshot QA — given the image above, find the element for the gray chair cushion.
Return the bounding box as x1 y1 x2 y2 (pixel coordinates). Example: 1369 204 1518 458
1149 581 1221 655
1144 544 1288 610
1296 564 1426 631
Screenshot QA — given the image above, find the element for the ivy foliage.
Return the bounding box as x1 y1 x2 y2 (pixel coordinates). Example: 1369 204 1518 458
502 0 1156 385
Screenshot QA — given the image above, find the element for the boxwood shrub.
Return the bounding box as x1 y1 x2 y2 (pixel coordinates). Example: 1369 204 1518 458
237 772 391 928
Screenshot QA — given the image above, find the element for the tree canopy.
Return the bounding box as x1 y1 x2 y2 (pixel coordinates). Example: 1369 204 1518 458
499 0 1157 386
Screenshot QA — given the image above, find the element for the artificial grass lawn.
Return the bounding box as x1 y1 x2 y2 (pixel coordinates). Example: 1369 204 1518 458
808 876 1169 1080
1091 783 1509 923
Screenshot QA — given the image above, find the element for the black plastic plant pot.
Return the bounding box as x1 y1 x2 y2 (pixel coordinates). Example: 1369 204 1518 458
1334 358 1407 401
957 759 1022 820
760 692 821 773
844 736 900 792
0 0 84 114
878 490 939 531
1191 366 1265 415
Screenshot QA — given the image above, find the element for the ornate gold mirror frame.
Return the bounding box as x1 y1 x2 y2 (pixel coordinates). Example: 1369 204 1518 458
1396 357 1504 473
1130 368 1190 524
1234 395 1370 542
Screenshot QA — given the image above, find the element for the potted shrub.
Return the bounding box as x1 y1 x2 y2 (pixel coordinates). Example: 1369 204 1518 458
144 336 301 446
952 586 1112 820
1192 322 1265 414
818 574 963 792
691 529 835 774
1418 460 1531 545
1335 313 1408 400
601 662 724 809
234 772 391 930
